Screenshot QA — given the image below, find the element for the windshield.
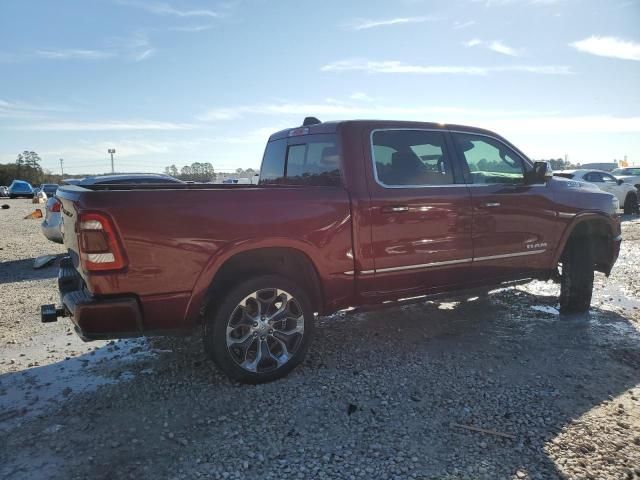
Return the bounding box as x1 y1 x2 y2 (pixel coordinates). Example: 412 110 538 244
612 168 640 176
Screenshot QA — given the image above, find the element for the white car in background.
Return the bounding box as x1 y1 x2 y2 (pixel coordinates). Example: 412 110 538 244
611 167 640 191
554 169 639 214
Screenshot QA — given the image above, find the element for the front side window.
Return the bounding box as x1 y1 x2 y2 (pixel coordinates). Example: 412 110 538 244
372 130 455 187
453 133 525 185
602 173 618 184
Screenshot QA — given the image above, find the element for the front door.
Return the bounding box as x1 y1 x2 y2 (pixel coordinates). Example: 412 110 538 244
365 129 474 296
450 131 558 282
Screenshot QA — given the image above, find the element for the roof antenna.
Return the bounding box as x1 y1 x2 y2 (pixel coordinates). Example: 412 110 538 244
303 116 321 126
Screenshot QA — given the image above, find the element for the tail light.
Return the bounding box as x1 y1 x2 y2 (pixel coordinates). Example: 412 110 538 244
77 212 127 272
50 200 61 212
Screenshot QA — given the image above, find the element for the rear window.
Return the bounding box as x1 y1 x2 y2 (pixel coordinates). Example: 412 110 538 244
554 173 575 179
259 135 341 187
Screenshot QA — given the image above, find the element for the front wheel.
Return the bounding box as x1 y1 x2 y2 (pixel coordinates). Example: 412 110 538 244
559 240 594 314
203 275 314 384
623 193 639 215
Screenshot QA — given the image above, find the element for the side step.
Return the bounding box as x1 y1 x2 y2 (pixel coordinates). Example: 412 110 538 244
41 304 66 323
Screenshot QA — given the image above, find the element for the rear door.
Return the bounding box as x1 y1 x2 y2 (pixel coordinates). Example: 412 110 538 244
365 128 474 296
450 131 558 282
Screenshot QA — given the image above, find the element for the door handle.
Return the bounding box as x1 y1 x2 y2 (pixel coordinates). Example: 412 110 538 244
381 205 409 213
481 202 501 208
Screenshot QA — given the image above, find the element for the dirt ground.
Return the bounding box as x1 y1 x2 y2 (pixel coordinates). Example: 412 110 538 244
1 198 639 480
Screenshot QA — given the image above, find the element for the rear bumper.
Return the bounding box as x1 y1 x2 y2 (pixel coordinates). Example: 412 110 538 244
51 257 144 341
41 216 63 243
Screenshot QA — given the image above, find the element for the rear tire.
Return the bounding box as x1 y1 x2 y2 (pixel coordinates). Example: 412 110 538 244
623 193 638 215
559 239 594 314
203 274 314 384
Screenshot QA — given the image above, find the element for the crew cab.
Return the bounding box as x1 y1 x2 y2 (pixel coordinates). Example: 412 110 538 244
43 119 622 383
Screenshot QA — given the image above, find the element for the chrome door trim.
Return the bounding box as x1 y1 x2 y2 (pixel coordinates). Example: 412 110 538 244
474 250 547 262
354 250 546 275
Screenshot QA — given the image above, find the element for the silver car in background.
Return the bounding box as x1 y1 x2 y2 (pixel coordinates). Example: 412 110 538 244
41 173 184 243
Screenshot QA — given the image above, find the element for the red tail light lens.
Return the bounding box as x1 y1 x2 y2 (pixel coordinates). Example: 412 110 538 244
77 212 127 272
50 200 61 212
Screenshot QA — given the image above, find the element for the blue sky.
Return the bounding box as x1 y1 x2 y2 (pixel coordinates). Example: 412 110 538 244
1 0 639 174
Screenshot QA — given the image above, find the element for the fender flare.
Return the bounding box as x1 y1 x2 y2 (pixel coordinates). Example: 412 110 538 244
552 212 616 267
183 237 325 324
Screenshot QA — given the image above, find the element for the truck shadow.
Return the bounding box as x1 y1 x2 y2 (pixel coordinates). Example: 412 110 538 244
1 287 639 479
0 257 61 285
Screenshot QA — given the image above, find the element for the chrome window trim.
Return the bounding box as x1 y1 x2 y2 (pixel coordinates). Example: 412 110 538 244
355 249 546 275
369 128 534 190
370 128 462 190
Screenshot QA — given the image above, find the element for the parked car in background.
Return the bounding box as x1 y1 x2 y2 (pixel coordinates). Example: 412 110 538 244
41 173 184 244
74 173 184 186
41 195 63 243
611 167 640 191
8 180 34 198
554 169 639 214
44 119 622 384
0 186 9 197
40 183 60 197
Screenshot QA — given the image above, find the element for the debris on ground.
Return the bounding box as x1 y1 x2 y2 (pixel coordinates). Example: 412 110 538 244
33 254 58 269
23 209 43 219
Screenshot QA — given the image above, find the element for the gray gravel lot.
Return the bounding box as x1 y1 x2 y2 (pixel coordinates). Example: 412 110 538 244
1 198 639 480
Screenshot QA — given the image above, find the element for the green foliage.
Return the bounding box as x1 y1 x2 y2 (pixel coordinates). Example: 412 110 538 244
164 162 216 182
0 150 62 186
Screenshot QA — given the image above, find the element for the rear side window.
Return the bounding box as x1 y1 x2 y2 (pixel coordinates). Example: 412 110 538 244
259 135 341 186
372 130 455 187
554 173 575 179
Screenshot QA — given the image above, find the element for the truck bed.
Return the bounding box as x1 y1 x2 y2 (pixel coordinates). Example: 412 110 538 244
55 184 355 334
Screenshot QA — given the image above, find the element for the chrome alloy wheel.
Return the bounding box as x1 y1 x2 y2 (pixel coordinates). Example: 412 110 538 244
225 288 305 373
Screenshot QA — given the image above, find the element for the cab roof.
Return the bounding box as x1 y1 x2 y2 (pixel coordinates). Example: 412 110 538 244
267 119 507 142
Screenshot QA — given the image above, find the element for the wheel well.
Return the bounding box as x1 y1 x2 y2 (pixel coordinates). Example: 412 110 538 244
202 248 324 319
561 219 614 275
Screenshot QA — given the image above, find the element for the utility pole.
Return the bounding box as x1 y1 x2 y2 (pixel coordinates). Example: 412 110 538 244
59 158 64 178
108 148 116 174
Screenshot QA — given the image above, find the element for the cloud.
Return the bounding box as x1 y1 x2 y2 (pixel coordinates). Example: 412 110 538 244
117 0 218 17
15 120 194 131
197 98 559 123
0 99 78 118
36 49 114 60
320 59 569 75
570 36 640 61
168 25 213 32
348 16 438 30
464 39 520 56
133 48 155 61
453 20 477 29
350 92 375 102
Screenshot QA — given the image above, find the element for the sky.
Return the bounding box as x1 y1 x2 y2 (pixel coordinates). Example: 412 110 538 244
0 0 639 175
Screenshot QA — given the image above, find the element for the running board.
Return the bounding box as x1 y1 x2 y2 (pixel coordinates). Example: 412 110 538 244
343 278 533 315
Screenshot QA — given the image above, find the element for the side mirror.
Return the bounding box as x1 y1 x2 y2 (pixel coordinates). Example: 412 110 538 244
617 178 624 185
531 161 553 184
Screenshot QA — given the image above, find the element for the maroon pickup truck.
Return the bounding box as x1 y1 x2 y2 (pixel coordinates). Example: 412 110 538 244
43 118 622 383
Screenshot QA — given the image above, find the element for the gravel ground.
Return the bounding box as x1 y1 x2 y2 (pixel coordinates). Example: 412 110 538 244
1 198 639 480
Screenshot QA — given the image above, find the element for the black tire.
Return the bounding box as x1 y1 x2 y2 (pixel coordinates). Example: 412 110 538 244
623 193 638 215
559 239 594 314
203 274 314 384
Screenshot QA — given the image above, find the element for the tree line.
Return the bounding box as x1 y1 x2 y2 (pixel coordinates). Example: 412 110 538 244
0 151 63 186
164 163 258 182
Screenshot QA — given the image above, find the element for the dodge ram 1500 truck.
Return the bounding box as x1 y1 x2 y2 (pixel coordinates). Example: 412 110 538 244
42 118 622 383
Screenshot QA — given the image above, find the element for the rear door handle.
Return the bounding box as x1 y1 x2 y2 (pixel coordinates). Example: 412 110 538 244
481 202 501 208
381 205 409 213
